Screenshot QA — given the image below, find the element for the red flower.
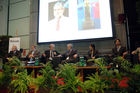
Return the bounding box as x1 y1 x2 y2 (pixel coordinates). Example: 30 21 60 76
57 78 65 85
78 86 82 92
51 76 55 80
112 78 118 83
119 79 129 88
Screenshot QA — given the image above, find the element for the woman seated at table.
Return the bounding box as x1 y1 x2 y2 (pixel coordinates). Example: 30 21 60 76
85 44 98 66
87 44 98 60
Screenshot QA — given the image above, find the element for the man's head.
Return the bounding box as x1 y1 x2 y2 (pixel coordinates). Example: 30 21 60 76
31 45 36 51
114 39 121 46
49 44 55 50
67 43 73 50
53 2 64 19
12 46 17 51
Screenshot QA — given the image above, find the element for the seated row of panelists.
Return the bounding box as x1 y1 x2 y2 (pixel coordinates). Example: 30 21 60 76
7 39 140 63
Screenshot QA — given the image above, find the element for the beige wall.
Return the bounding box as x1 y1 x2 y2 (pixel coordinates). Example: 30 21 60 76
0 0 127 57
0 0 8 35
8 0 30 55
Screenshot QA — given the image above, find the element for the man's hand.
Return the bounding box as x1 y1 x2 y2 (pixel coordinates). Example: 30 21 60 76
73 54 78 59
92 57 95 59
123 51 128 56
57 55 62 57
132 51 136 55
42 53 46 57
122 51 128 58
29 54 34 58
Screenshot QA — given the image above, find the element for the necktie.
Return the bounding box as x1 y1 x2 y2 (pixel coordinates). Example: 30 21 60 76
50 50 54 58
50 50 52 58
56 18 60 31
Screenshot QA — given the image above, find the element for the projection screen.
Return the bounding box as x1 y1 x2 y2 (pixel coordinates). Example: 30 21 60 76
38 0 113 43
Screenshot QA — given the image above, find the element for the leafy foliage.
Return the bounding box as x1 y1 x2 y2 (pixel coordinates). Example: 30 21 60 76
113 57 132 72
94 58 108 67
57 63 85 93
9 70 33 93
84 72 108 93
7 56 21 66
0 63 13 89
131 64 140 74
34 62 59 93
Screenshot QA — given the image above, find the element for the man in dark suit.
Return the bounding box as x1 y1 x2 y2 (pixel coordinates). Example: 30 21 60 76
26 45 40 61
112 39 128 58
41 44 60 63
62 44 79 63
8 45 21 59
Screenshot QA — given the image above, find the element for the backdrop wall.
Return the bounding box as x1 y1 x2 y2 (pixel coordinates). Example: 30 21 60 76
0 0 127 56
0 0 8 35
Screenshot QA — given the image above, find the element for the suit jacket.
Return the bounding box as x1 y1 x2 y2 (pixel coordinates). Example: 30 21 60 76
44 50 60 58
112 46 127 57
88 50 98 59
40 50 60 64
27 50 40 60
62 49 78 63
8 50 21 58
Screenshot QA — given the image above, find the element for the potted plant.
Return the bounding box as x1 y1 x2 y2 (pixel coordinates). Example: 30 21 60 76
57 63 85 93
9 69 33 93
93 57 130 93
84 72 108 93
0 57 27 93
33 62 59 93
0 63 13 93
126 64 140 93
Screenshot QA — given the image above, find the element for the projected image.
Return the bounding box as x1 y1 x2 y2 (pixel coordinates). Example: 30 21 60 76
48 0 69 31
38 0 113 43
77 0 101 30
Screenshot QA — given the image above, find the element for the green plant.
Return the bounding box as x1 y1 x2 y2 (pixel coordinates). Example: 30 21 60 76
113 57 132 73
84 72 108 93
120 60 131 72
0 64 13 89
94 58 108 67
34 62 59 93
57 63 85 93
127 64 140 93
9 70 33 93
7 56 21 66
131 64 140 74
0 57 22 89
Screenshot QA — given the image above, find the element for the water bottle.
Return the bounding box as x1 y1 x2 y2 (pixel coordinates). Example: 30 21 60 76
35 57 39 66
80 57 86 67
30 57 33 63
